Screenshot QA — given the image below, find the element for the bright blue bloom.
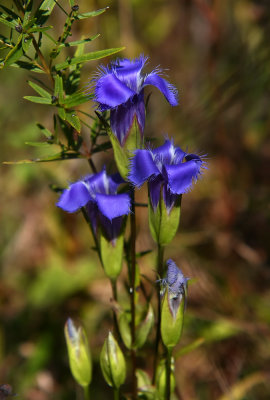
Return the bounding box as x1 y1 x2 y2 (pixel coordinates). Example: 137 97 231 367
56 169 131 242
165 259 189 298
93 56 178 145
129 138 205 213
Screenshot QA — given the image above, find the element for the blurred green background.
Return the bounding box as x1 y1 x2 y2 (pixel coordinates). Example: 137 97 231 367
1 0 270 399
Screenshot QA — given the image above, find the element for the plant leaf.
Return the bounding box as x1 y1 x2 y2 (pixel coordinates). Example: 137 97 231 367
3 151 82 164
54 47 125 71
37 123 53 139
58 35 100 49
24 96 52 104
76 7 109 19
10 60 44 73
63 91 91 108
28 81 51 98
35 0 56 25
4 35 23 66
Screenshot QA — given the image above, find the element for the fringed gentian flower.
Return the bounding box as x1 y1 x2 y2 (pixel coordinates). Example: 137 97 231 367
161 260 189 348
129 138 205 245
93 56 178 146
129 138 204 212
56 169 131 280
57 168 130 242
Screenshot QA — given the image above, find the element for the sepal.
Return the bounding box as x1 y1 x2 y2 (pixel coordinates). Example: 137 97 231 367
148 189 181 246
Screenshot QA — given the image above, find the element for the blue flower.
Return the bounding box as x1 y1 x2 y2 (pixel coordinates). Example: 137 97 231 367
129 138 205 213
93 56 178 145
162 259 189 318
56 168 131 243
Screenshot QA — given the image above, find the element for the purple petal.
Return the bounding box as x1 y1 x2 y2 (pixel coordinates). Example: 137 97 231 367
162 184 178 214
95 72 135 109
113 55 148 92
152 139 185 165
107 173 126 194
110 93 145 145
142 72 178 106
85 202 98 234
129 149 160 187
56 181 92 212
164 159 202 194
99 215 123 242
95 193 131 220
148 177 163 210
86 170 107 194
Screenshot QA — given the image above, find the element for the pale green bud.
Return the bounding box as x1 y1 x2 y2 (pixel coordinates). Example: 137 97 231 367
64 318 92 387
156 358 175 400
100 332 126 389
100 229 124 281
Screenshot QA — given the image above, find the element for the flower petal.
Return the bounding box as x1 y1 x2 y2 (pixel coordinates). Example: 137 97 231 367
95 72 135 109
56 181 92 212
142 72 178 106
87 170 107 195
129 149 160 187
148 176 163 210
110 94 145 145
164 159 202 194
113 55 148 92
99 215 123 242
96 193 131 220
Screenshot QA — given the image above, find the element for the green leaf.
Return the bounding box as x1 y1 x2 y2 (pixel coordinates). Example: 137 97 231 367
58 34 100 48
24 96 52 104
76 7 109 19
0 11 18 28
58 107 66 120
4 35 23 66
175 338 205 359
10 60 44 73
37 123 53 139
134 305 154 348
28 25 52 33
3 151 82 164
0 5 20 21
65 111 81 132
35 0 56 25
28 80 51 98
25 141 51 147
63 91 91 108
54 47 125 71
54 74 64 103
22 34 32 53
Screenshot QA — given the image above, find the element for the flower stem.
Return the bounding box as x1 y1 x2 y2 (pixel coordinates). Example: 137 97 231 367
113 388 120 400
130 187 137 399
166 347 173 400
152 243 164 383
83 385 90 400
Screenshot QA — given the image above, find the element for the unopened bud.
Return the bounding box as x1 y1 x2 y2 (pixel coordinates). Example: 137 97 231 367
64 318 92 387
100 332 126 389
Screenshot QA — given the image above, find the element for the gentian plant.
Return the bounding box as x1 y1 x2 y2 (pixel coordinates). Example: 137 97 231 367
2 2 206 399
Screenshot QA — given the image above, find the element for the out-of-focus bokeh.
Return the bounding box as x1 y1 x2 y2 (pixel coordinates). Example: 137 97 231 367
1 0 270 399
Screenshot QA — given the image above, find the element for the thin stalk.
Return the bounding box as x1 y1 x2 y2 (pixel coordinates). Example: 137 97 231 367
83 385 90 400
152 243 164 383
130 187 137 399
166 348 173 400
113 388 120 400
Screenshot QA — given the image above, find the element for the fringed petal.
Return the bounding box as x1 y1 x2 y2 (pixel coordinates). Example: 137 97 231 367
110 99 138 144
129 149 160 187
95 72 135 108
95 193 131 220
142 72 178 106
113 55 148 92
56 181 92 212
164 159 202 194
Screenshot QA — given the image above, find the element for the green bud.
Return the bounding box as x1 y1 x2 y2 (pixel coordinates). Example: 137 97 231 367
136 369 156 399
64 318 92 387
156 358 175 400
100 229 124 281
148 190 181 246
161 287 185 349
108 119 143 179
100 332 126 389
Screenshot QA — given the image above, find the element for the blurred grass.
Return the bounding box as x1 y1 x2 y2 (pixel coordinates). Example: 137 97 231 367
1 0 270 399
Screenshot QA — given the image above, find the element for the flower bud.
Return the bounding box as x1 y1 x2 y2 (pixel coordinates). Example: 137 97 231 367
100 229 124 280
64 318 92 387
100 332 126 389
161 260 188 349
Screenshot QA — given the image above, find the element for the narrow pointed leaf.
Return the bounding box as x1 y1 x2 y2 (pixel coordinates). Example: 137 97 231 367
37 123 53 139
28 80 51 98
58 35 100 49
63 91 91 108
3 152 82 164
76 7 109 19
35 0 56 25
54 47 125 71
4 35 23 66
11 61 44 73
24 96 52 104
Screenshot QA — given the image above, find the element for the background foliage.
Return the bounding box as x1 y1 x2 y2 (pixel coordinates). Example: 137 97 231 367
1 0 270 399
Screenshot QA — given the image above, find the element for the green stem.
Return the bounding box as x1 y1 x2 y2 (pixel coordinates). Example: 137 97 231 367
113 388 120 400
130 187 137 399
83 385 90 400
166 348 173 400
152 243 164 383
